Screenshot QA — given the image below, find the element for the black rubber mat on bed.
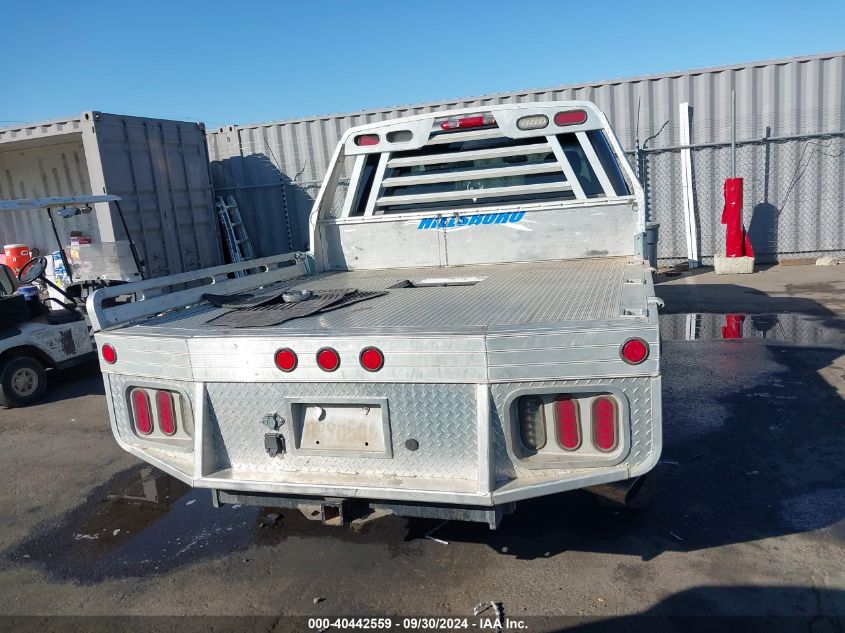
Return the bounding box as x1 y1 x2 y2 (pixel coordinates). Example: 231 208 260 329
201 288 290 309
205 289 386 328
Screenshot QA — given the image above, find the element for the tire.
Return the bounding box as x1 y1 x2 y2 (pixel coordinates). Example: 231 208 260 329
0 356 48 408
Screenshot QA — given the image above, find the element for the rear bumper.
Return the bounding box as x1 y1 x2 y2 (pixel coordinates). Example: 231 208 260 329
103 374 662 508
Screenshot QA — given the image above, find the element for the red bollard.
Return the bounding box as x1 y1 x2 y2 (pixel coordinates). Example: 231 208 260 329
721 314 745 339
721 178 745 257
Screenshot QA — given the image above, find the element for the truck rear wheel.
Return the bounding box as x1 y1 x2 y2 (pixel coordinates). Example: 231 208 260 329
0 356 47 408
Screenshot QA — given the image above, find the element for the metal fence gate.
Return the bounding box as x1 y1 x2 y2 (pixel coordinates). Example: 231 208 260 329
630 131 845 265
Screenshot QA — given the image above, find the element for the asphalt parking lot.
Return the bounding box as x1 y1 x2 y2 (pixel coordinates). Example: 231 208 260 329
0 264 843 630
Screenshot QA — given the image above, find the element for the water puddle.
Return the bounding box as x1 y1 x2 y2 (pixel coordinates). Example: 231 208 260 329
659 312 845 348
4 465 413 584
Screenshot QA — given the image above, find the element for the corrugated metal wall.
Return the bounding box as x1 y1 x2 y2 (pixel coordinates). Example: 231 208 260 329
207 51 845 259
0 117 102 250
0 112 222 277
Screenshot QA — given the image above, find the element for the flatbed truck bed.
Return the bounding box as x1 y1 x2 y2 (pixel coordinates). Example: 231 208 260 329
90 101 662 528
132 257 642 335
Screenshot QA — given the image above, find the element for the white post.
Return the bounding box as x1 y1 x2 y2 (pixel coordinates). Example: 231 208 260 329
678 102 699 268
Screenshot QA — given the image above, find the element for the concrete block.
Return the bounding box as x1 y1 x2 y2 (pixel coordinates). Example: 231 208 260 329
714 255 755 274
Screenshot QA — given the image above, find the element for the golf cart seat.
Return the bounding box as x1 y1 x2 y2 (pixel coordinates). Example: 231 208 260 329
0 264 17 296
44 307 84 325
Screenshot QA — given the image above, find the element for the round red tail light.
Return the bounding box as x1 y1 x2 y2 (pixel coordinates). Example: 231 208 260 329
101 344 117 364
274 348 298 372
620 338 649 364
359 347 384 372
316 347 340 372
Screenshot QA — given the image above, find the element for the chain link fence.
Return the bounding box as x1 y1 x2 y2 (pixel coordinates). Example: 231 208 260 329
632 132 845 264
222 131 844 264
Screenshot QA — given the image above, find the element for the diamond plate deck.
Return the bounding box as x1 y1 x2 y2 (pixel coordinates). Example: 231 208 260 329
110 372 655 483
205 382 479 481
131 257 629 335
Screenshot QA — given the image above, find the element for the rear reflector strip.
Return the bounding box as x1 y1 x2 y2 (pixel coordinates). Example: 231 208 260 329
592 396 618 452
555 397 581 451
131 389 153 435
155 391 177 436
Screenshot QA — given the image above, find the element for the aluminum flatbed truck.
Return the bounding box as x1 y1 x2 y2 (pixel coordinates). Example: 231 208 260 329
89 101 662 528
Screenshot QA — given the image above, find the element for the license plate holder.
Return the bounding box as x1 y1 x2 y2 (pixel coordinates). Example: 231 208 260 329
285 397 392 458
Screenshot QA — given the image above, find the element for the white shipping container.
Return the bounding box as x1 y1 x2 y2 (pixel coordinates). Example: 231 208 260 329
0 112 222 278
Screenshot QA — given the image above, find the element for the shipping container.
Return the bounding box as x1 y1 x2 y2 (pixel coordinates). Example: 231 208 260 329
0 112 222 278
207 51 845 262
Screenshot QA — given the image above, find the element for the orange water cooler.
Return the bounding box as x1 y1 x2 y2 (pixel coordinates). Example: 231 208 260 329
3 244 31 275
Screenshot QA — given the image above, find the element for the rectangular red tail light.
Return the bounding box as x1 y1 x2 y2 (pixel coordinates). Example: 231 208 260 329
554 110 588 126
354 134 380 146
555 397 581 451
155 390 177 436
131 389 153 435
592 396 618 452
129 387 187 439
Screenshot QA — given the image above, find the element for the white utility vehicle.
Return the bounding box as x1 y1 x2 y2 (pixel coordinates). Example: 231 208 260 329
0 195 138 407
89 102 662 527
0 259 94 407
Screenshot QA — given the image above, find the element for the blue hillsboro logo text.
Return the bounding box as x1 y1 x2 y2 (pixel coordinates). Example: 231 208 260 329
417 211 525 230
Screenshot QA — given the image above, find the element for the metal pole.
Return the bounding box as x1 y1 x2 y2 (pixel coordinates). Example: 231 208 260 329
113 200 146 279
731 90 737 177
46 207 73 282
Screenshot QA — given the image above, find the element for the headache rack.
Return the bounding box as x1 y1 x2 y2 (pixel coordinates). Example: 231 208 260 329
335 107 631 218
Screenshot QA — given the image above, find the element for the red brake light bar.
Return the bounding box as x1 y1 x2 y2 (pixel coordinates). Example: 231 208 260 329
438 113 496 131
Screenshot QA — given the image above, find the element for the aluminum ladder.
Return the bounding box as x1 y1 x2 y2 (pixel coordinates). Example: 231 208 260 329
215 195 256 270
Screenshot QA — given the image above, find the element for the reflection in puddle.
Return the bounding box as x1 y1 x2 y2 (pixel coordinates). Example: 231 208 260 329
659 312 845 348
5 465 411 584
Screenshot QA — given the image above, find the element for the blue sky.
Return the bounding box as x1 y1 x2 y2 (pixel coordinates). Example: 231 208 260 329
1 0 843 129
